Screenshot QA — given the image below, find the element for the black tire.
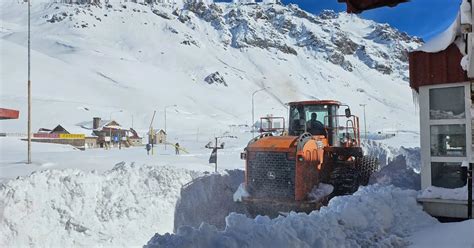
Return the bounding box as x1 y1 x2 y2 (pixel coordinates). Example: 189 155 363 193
329 166 360 196
357 156 379 186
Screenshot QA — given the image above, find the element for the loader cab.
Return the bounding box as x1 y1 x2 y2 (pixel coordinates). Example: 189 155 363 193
288 100 360 147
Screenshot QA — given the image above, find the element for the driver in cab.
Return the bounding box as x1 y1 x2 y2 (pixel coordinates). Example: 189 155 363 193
307 113 325 136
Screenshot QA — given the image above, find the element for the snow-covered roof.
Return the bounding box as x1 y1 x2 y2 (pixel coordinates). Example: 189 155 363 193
416 13 460 53
76 119 125 130
54 124 92 135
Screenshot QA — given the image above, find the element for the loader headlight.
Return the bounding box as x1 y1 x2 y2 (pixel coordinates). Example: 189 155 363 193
297 155 304 162
316 140 324 149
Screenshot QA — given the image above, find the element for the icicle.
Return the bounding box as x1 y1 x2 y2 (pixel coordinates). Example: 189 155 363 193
412 89 420 112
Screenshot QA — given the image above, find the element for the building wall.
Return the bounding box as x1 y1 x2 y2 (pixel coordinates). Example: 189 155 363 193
129 138 143 146
29 138 86 148
85 137 98 149
409 44 468 92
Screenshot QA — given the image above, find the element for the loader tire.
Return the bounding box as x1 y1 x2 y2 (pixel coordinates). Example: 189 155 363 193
329 166 360 196
357 156 379 186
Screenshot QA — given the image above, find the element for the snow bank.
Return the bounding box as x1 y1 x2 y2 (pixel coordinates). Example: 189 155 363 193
233 183 250 202
370 155 421 190
419 183 474 201
409 219 474 248
0 162 200 247
174 170 248 231
308 183 334 202
363 140 421 172
145 185 437 248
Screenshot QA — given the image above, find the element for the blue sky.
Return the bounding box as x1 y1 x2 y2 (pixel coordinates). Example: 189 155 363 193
282 0 461 41
217 0 461 41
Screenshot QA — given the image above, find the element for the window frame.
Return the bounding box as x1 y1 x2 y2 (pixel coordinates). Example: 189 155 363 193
419 82 472 189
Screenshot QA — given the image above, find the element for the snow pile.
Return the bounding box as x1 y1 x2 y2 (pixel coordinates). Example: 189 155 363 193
174 170 248 231
409 219 474 247
0 162 200 247
363 140 421 172
233 183 249 202
145 185 437 248
370 155 421 190
308 183 334 202
419 183 474 201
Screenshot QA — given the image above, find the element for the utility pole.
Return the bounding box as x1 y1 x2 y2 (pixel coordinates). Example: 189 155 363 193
206 135 237 173
164 104 177 150
251 87 269 138
27 0 31 164
359 104 367 140
149 110 156 155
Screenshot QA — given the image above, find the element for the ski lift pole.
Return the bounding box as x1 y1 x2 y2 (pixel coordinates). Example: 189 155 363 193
207 135 236 173
215 137 218 173
149 110 156 155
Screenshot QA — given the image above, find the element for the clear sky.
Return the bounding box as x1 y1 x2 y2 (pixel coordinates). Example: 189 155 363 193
217 0 461 41
282 0 461 41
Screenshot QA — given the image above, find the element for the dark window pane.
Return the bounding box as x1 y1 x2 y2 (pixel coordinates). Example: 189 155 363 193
430 125 466 157
429 87 465 119
431 162 466 188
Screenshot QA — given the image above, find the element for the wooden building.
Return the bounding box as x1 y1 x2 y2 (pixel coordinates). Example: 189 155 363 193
148 129 167 145
32 125 86 149
78 117 131 148
129 128 143 146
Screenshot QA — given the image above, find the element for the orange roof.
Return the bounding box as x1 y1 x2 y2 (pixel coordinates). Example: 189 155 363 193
0 108 19 120
287 100 341 106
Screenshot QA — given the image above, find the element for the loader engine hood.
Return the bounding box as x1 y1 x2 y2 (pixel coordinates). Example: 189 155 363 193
246 136 298 153
244 136 299 200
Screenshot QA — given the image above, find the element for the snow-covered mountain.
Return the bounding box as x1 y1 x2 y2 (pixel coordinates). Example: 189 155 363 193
0 0 421 137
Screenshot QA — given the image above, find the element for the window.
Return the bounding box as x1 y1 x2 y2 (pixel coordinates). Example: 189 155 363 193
431 162 466 188
430 124 466 157
289 104 331 136
429 87 465 119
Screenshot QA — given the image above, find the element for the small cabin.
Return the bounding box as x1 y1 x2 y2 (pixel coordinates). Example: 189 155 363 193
148 129 167 144
409 13 473 219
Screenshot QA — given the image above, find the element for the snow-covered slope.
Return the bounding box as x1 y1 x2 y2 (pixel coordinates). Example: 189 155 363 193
0 0 421 137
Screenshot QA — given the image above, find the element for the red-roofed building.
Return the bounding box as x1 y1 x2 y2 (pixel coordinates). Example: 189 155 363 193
0 108 19 120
